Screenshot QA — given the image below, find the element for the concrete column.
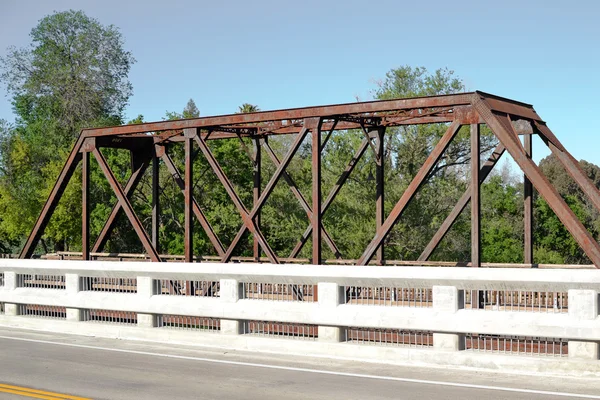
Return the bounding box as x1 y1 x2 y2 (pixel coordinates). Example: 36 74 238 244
318 282 344 342
3 272 18 315
433 285 465 351
137 276 157 328
568 289 599 360
4 271 16 290
65 273 81 321
220 279 243 334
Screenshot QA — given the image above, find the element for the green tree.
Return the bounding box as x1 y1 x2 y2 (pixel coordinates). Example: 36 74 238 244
534 154 600 263
0 10 135 252
237 103 260 113
183 99 200 118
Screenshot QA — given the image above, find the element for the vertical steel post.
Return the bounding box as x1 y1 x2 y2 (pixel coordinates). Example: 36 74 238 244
152 155 160 253
375 127 385 265
253 137 261 262
471 124 482 309
310 118 322 265
82 151 90 261
471 124 480 267
524 134 533 264
184 130 194 263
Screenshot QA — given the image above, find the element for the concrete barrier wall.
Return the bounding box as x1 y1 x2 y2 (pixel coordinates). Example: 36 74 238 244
0 259 599 377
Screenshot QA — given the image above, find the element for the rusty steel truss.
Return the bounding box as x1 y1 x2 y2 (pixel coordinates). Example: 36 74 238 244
18 91 600 268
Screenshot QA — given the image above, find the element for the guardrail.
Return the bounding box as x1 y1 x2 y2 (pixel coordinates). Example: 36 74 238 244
0 259 599 376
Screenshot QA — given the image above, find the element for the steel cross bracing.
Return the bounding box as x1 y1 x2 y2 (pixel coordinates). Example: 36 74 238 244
19 91 600 268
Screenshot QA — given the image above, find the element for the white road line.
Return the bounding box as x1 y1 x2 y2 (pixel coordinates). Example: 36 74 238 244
0 334 598 399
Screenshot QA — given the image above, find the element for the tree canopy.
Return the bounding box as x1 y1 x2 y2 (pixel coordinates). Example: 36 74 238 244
0 10 135 252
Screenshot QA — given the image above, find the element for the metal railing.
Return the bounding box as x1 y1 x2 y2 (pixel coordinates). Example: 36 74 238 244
346 327 433 347
464 290 568 312
243 321 318 340
82 309 137 325
464 333 568 357
154 279 219 297
243 283 315 302
81 277 137 293
17 274 65 289
158 315 220 331
344 286 432 307
18 304 66 319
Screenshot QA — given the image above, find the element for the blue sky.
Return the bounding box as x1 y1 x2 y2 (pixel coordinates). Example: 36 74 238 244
1 0 599 165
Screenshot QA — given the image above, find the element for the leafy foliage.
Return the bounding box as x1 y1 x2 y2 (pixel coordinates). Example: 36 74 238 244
0 10 134 253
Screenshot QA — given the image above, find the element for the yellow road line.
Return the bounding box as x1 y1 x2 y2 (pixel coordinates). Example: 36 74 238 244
0 387 62 400
0 384 91 400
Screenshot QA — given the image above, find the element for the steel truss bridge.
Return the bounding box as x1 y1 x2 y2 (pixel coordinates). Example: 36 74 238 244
18 91 600 268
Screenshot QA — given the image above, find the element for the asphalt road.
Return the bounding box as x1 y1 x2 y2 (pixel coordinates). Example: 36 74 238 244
0 328 599 400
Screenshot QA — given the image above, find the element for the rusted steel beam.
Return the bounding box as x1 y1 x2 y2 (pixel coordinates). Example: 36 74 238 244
160 152 225 257
310 118 323 265
262 140 341 258
20 136 85 259
220 128 311 261
82 94 474 137
376 127 385 265
357 120 462 266
320 119 338 151
155 116 455 142
82 151 90 261
524 134 533 264
92 155 151 253
535 121 600 215
221 126 314 262
418 144 505 261
152 155 160 252
194 134 280 264
472 96 600 267
184 131 193 263
253 138 261 262
92 148 161 262
478 91 542 121
471 124 480 268
289 137 370 258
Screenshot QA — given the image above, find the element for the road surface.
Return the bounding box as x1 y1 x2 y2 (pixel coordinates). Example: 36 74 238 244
0 327 598 399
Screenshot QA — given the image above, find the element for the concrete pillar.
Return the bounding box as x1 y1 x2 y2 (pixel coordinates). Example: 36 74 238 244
318 282 344 342
65 273 81 321
568 289 599 360
433 285 465 351
4 271 16 290
137 276 157 328
3 272 18 315
220 279 243 335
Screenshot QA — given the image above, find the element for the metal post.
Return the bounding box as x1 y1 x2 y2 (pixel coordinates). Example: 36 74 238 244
524 134 533 264
152 155 160 253
376 127 385 265
471 124 483 309
184 130 194 263
310 118 322 265
253 138 261 262
471 124 480 267
82 151 90 261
